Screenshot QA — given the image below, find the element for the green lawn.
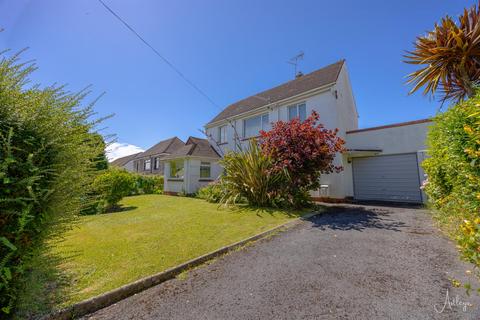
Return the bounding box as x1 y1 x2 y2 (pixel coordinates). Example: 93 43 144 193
52 195 304 306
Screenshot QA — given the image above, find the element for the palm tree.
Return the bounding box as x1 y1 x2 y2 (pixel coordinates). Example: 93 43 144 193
405 2 480 102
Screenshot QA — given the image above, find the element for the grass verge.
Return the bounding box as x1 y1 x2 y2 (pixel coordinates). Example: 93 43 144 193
46 195 305 307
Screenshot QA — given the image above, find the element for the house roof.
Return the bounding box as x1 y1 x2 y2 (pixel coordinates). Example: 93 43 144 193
206 60 345 125
110 152 142 167
135 137 184 159
166 136 221 159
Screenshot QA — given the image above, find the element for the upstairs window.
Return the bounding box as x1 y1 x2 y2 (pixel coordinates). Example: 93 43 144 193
144 159 151 171
243 113 269 138
200 162 211 178
169 160 184 178
218 125 227 143
288 103 307 122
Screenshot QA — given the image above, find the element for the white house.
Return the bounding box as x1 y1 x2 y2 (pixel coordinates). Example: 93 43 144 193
162 137 223 195
200 60 430 203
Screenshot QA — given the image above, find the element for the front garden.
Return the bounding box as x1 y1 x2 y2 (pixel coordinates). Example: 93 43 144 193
20 194 305 317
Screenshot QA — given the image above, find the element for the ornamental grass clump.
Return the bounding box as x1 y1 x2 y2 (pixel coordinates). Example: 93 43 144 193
219 140 287 207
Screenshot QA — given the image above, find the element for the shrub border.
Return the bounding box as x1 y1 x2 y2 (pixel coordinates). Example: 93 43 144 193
44 211 319 320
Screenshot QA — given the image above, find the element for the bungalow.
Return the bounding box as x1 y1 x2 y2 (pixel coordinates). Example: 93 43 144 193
200 59 430 203
111 137 222 196
162 137 222 195
110 152 142 172
132 137 184 175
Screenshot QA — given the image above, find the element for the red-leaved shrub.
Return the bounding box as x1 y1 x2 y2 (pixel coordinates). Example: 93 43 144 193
259 111 345 206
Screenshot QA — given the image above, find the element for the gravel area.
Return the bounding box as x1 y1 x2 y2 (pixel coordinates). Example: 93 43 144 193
83 205 480 320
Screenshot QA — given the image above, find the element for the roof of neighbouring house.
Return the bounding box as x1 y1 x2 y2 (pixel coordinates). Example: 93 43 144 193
206 60 345 125
166 136 221 159
135 137 185 159
110 152 142 167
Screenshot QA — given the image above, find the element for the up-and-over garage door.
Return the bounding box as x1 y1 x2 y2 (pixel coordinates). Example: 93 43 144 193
352 153 422 203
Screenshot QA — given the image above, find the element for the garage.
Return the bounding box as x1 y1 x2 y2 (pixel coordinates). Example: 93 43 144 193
352 153 422 203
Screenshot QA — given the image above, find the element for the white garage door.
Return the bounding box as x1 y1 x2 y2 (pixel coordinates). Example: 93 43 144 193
352 153 422 203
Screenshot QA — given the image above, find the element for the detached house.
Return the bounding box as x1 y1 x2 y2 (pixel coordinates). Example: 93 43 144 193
114 60 429 203
199 60 430 203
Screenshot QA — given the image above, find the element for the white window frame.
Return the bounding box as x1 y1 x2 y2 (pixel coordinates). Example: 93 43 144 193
154 157 160 170
144 159 151 171
169 160 184 179
200 161 211 178
288 103 307 122
218 125 227 144
243 113 269 138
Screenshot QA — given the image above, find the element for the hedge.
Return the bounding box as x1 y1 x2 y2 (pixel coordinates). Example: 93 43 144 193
0 51 105 316
423 92 480 266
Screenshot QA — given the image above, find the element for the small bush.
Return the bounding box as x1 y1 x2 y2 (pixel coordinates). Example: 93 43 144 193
89 169 164 213
92 168 136 212
197 182 224 203
133 174 164 195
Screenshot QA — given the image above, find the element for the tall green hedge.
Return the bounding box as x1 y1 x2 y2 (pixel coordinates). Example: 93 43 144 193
0 51 105 315
423 93 480 265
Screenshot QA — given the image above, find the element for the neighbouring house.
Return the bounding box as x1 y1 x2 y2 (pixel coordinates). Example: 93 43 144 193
132 137 184 175
110 152 142 172
162 137 222 195
200 59 430 203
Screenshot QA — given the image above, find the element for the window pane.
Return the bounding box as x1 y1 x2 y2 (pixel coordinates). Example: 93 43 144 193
170 160 184 178
298 104 306 121
200 162 211 178
145 159 151 170
288 105 297 121
244 116 261 138
261 114 269 131
219 125 227 143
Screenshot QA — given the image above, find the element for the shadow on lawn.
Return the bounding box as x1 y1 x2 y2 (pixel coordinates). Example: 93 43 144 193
103 205 138 214
307 206 408 232
13 219 82 319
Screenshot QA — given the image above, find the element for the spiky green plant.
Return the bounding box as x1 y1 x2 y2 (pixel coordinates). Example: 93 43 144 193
219 140 287 207
405 2 480 102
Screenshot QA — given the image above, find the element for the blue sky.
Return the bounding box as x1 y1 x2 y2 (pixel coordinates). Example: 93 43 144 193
0 0 474 158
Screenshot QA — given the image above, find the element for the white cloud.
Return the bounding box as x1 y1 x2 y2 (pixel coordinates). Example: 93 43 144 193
106 142 144 161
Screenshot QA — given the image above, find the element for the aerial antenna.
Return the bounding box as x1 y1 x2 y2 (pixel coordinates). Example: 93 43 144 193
287 51 304 78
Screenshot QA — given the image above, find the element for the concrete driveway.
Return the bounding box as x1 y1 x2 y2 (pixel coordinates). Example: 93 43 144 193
83 205 480 320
